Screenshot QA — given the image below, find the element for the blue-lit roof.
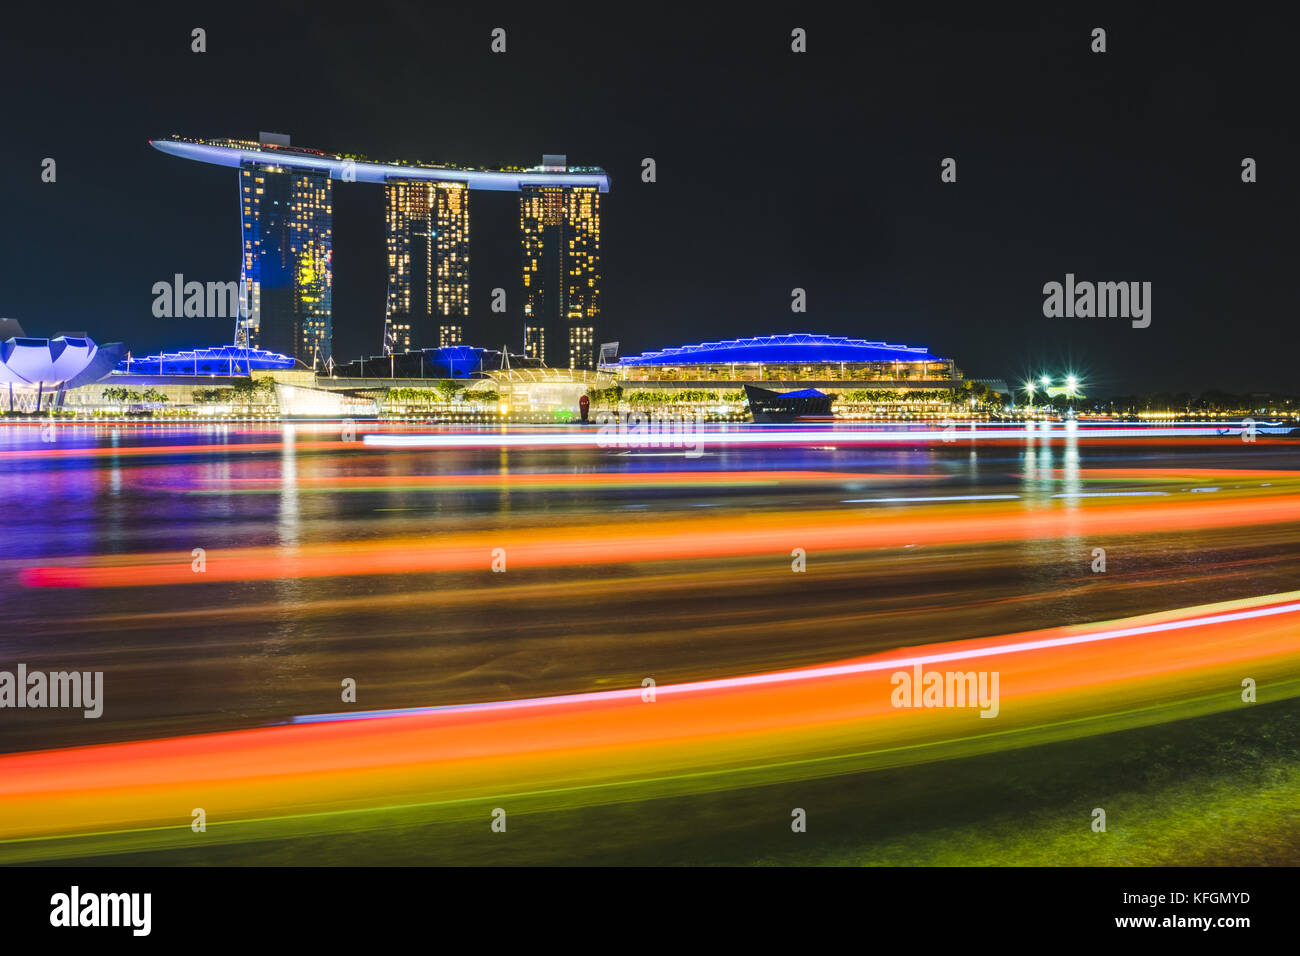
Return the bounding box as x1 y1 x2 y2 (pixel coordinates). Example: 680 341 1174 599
610 333 947 366
116 345 297 376
428 345 483 363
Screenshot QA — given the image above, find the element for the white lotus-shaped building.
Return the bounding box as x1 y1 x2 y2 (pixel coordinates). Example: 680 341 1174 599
0 320 125 410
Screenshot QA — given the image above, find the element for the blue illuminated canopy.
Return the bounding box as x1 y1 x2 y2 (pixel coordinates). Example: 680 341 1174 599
610 333 947 367
116 345 297 376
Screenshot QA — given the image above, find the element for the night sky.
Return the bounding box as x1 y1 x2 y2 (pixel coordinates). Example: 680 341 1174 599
2 2 1295 395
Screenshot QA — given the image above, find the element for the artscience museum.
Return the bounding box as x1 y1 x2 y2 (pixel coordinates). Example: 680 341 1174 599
0 320 125 412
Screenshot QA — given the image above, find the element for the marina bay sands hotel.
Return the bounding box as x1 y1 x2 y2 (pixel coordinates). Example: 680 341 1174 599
151 135 610 368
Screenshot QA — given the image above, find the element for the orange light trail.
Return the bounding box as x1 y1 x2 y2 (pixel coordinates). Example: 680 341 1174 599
20 491 1300 588
189 469 944 492
0 591 1296 846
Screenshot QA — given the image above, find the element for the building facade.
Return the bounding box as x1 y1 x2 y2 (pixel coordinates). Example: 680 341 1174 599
0 325 125 412
606 333 958 386
521 178 601 369
238 163 333 365
154 137 609 368
383 180 470 354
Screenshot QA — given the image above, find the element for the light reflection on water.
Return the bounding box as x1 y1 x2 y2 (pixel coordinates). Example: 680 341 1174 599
0 422 1296 751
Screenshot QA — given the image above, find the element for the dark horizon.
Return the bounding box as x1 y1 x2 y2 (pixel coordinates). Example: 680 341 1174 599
2 1 1295 395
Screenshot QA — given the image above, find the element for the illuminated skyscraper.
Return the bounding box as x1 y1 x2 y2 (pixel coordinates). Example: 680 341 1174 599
521 170 601 369
384 180 470 353
238 163 333 365
154 136 608 364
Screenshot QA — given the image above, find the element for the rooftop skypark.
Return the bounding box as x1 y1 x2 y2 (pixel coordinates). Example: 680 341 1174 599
150 136 611 191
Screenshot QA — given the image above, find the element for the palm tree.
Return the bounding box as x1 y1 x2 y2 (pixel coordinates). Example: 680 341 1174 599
435 380 465 405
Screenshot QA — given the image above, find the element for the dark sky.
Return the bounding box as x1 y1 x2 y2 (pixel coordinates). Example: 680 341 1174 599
2 1 1295 395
